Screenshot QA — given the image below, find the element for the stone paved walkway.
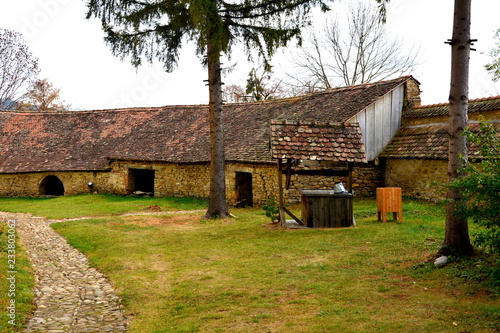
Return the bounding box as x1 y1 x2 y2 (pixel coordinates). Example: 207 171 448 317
1 212 128 332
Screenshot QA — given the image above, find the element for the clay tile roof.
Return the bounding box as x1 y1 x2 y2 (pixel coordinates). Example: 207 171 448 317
0 106 215 173
258 75 414 123
404 95 500 118
270 120 367 163
380 122 500 160
0 76 412 173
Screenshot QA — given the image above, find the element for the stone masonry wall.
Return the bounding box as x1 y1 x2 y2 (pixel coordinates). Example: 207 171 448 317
0 171 112 197
404 79 422 109
107 160 210 197
286 162 384 203
227 163 280 206
0 161 282 206
0 161 381 205
108 160 282 206
384 159 448 202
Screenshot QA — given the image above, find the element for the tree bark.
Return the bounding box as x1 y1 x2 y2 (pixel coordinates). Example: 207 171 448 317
205 39 229 219
443 0 473 256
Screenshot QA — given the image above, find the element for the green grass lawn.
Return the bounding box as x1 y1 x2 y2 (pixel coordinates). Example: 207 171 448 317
0 194 207 219
1 195 499 332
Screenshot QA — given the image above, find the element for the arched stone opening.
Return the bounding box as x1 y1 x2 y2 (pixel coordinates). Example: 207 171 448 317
39 176 65 196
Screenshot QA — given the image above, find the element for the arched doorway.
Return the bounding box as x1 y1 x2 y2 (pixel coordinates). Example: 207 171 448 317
39 176 65 196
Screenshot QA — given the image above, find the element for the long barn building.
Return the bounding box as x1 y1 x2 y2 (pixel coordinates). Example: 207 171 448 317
0 76 426 204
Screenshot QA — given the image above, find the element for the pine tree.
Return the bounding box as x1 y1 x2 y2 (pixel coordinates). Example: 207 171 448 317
443 0 474 255
86 0 331 218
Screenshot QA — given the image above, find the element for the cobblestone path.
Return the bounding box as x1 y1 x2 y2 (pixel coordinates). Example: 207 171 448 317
1 212 128 332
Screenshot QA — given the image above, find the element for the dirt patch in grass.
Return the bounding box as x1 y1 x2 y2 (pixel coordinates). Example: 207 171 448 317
123 213 200 227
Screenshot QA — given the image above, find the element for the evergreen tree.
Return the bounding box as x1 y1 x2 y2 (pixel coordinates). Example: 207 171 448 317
86 0 331 218
245 66 284 101
443 0 474 255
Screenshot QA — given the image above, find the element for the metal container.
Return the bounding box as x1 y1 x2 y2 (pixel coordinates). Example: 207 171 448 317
334 182 347 194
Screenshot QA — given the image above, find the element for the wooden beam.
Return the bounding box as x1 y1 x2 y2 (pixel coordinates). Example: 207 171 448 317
285 158 292 190
283 206 305 226
277 159 286 227
281 169 349 177
348 162 354 193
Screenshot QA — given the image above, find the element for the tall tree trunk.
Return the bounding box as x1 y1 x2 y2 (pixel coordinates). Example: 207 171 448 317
443 0 473 256
205 39 229 219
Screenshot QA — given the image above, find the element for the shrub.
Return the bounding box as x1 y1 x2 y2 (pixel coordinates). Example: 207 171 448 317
452 120 499 281
262 194 279 223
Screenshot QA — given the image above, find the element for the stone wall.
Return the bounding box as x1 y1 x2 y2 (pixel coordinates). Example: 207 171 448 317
108 160 281 206
286 162 384 203
0 171 111 197
107 160 210 197
0 160 381 205
0 161 281 206
404 79 422 109
384 159 448 202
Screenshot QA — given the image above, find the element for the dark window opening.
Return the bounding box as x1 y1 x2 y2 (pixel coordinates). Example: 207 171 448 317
40 176 65 196
235 172 253 207
129 169 155 195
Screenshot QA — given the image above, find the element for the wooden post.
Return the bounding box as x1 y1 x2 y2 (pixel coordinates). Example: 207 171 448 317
285 158 292 190
347 162 353 193
277 159 286 227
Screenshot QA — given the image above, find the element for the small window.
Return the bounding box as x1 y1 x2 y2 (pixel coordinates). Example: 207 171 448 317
39 176 65 196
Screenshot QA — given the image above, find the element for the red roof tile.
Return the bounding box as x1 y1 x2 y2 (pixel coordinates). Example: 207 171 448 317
404 95 500 118
380 122 500 159
271 120 367 163
0 76 413 173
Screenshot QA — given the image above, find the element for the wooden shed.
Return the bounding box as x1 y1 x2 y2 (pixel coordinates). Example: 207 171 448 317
271 120 368 228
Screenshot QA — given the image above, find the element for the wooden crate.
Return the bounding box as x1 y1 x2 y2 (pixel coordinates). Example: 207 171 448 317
301 190 353 228
376 187 402 222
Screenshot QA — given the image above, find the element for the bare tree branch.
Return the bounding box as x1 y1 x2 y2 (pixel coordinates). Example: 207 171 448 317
287 1 419 90
0 29 39 109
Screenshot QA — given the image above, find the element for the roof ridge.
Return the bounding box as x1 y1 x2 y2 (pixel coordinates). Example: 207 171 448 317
224 76 415 106
414 95 500 110
271 119 354 127
324 75 413 92
82 104 207 112
0 104 208 114
0 76 414 113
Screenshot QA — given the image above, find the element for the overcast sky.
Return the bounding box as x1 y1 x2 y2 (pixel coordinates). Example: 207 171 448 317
1 0 499 110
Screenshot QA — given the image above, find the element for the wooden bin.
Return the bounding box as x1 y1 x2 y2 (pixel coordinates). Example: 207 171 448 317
376 187 402 222
301 189 353 228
